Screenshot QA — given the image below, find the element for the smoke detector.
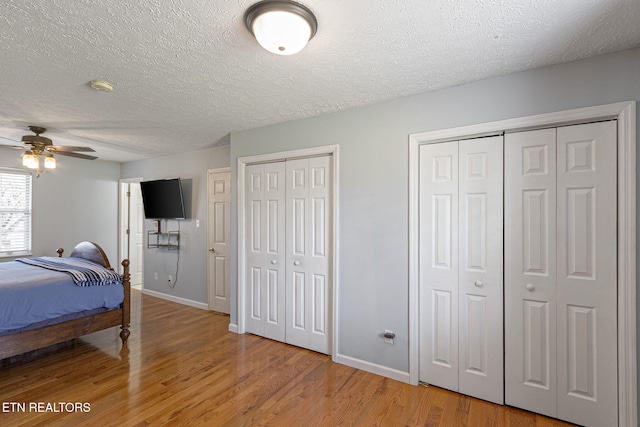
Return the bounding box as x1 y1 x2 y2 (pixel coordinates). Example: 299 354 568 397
89 79 115 92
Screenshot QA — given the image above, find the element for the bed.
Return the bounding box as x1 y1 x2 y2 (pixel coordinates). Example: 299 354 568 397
0 241 130 359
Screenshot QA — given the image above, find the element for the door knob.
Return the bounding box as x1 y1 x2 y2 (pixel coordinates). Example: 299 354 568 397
271 260 277 265
293 261 300 266
209 248 215 252
525 283 535 291
473 280 483 287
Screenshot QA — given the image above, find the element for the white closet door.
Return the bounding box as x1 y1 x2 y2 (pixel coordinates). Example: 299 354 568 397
285 157 332 354
419 137 503 402
505 128 558 417
458 136 504 404
245 162 286 342
505 122 617 427
556 121 617 427
419 141 459 391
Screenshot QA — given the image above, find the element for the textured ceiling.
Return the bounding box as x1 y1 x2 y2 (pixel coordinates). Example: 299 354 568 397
0 0 639 162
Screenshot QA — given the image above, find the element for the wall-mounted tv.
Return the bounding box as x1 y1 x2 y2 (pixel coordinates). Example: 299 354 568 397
140 178 186 220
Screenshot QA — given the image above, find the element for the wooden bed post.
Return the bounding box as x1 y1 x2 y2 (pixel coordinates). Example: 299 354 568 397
120 259 131 347
57 248 64 257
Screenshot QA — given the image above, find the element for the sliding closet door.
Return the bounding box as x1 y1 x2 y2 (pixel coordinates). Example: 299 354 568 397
458 136 504 404
245 162 286 342
505 128 558 417
419 141 460 392
419 137 503 403
556 121 617 427
285 156 332 354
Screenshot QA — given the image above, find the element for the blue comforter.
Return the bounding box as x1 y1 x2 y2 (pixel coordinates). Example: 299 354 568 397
0 259 124 333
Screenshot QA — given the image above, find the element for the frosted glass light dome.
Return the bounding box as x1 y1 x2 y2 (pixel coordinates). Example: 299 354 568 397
245 1 317 56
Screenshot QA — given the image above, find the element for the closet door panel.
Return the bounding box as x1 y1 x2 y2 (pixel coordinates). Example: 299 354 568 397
458 136 504 404
419 141 459 391
505 128 557 417
246 164 267 337
556 121 617 427
263 162 286 342
245 163 286 341
307 156 332 353
285 157 332 354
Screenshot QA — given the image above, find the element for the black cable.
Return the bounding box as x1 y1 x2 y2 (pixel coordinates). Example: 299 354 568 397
168 220 180 288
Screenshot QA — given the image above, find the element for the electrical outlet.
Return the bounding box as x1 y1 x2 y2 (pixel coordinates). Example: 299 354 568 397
154 272 158 280
168 275 173 284
196 219 200 228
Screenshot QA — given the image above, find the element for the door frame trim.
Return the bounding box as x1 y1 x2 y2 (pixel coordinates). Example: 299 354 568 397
408 101 636 426
236 144 339 358
207 167 231 312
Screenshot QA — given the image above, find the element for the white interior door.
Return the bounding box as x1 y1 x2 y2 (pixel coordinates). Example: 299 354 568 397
244 156 332 355
457 136 503 404
505 128 558 417
419 141 460 392
505 121 617 427
285 156 332 354
208 169 231 314
556 121 617 427
419 136 503 404
245 162 286 342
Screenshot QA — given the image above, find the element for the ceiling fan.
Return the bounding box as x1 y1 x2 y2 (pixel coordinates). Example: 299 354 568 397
2 126 97 177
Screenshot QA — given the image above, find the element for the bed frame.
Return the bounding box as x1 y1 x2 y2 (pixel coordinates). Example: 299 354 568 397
0 242 130 360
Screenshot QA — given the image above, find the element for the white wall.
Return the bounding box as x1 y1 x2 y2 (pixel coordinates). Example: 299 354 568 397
230 48 640 377
120 144 230 304
0 152 121 263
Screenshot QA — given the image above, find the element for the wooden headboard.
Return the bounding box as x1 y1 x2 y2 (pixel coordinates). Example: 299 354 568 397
68 241 113 269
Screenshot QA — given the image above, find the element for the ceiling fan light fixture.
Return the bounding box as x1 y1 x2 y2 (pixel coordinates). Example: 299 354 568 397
245 0 317 55
22 151 38 169
44 154 56 169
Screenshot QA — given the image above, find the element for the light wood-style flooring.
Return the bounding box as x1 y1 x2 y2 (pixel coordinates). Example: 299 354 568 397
0 291 575 426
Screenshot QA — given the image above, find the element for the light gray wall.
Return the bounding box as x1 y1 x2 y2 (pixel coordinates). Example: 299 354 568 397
0 152 120 263
230 48 640 376
120 144 230 304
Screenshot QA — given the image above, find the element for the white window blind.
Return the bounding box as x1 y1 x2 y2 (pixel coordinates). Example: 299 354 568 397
0 169 32 256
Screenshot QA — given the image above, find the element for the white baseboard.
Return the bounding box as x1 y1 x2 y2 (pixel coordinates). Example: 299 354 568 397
333 353 411 384
141 288 208 310
228 323 239 333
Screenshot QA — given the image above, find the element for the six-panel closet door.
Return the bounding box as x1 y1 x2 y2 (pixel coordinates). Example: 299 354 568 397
419 135 504 404
504 121 617 427
245 156 332 355
246 162 286 343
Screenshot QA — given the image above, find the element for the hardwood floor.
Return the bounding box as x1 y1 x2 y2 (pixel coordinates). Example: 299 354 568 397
0 291 575 427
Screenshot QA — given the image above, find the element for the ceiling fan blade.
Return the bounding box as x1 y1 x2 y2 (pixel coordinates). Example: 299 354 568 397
47 145 96 152
0 144 25 150
54 151 98 160
0 135 21 144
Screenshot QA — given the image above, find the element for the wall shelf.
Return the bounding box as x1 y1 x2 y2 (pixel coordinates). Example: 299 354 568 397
147 230 180 250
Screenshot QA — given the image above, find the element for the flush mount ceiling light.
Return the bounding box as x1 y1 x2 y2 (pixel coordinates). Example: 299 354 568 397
244 0 317 55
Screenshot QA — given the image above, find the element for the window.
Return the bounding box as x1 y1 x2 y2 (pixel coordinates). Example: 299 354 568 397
0 169 32 257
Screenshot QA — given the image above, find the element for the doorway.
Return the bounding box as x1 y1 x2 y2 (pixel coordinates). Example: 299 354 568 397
120 179 144 290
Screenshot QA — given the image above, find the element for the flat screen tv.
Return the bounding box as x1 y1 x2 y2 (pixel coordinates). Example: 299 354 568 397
140 178 186 220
